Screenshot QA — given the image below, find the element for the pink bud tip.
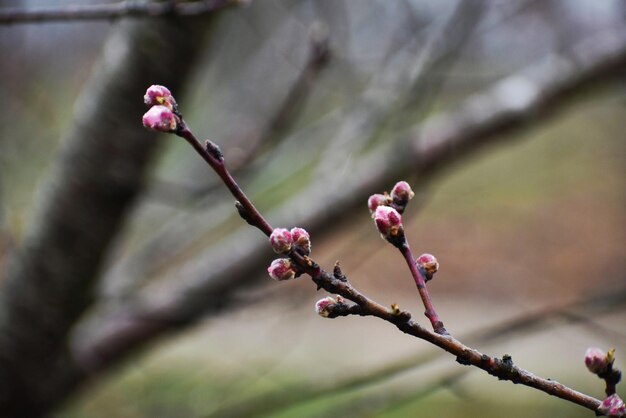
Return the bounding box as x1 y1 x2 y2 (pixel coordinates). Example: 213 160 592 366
290 227 311 255
315 296 337 318
142 105 178 132
599 394 626 418
267 258 296 281
368 193 388 214
391 181 415 203
269 228 293 254
416 253 439 280
585 347 612 374
144 85 177 110
374 205 403 239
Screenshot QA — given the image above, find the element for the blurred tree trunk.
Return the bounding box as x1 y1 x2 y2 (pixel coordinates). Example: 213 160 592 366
0 11 222 417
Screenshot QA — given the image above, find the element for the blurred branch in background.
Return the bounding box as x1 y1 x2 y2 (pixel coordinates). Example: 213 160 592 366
0 0 244 25
0 4 235 415
147 24 332 207
75 26 626 384
410 27 626 175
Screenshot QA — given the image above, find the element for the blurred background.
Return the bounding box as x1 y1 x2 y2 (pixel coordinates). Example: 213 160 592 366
0 1 625 417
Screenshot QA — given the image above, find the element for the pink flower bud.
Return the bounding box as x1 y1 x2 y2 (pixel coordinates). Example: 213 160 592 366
391 181 415 204
144 85 177 110
290 227 311 255
269 228 293 254
416 253 439 281
315 296 337 318
599 394 626 418
585 347 612 374
368 193 388 214
142 105 178 132
374 205 403 241
267 258 296 281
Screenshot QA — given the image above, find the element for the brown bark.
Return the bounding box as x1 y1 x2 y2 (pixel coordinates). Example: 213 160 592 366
0 8 225 416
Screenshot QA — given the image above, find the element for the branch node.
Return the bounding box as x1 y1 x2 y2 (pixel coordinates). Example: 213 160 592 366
502 354 514 370
235 201 255 226
333 261 347 282
456 355 471 366
205 139 224 161
390 303 401 316
433 321 449 335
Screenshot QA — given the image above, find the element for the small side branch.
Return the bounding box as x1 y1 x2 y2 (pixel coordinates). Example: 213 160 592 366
399 244 447 335
0 0 243 25
314 272 602 413
176 126 273 236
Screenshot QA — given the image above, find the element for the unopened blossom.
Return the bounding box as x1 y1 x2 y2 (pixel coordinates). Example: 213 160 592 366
267 258 296 281
315 296 337 318
416 253 439 281
374 205 403 243
142 105 177 132
391 181 414 204
290 227 311 255
585 347 613 375
367 194 388 215
144 85 177 110
598 394 626 418
269 228 293 254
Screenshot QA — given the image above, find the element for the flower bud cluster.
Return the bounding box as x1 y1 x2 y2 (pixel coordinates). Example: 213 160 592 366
585 347 614 375
142 105 177 132
144 84 177 110
315 295 345 318
391 181 415 207
269 227 311 255
599 394 626 418
269 228 293 254
367 194 389 214
142 85 180 133
374 206 403 244
367 181 415 214
367 181 416 247
267 227 311 281
416 253 439 281
291 227 311 255
583 347 625 417
267 258 297 281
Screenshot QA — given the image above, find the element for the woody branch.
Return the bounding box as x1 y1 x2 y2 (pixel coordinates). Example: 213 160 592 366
140 85 624 417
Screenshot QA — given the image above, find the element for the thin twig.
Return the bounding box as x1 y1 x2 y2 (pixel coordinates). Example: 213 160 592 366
176 125 273 236
0 0 243 25
399 243 447 335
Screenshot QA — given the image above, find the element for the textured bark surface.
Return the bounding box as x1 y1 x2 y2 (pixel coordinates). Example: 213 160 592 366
0 13 219 417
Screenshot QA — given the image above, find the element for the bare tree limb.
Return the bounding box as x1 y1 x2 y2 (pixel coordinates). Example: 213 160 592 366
0 7 231 416
410 28 626 174
0 0 243 25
